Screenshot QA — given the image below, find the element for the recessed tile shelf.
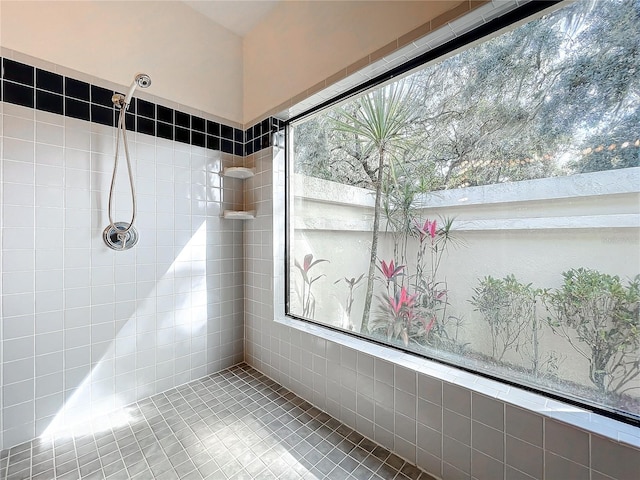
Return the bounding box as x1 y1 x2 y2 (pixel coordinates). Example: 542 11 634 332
223 210 256 220
222 166 255 179
222 166 255 219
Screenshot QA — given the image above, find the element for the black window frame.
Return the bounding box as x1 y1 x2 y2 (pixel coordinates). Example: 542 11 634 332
283 0 640 428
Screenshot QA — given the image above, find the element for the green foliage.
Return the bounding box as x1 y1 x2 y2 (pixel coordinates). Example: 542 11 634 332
332 82 415 153
293 0 640 190
471 275 533 360
470 275 558 377
329 82 419 333
293 117 333 180
570 132 640 174
545 268 640 394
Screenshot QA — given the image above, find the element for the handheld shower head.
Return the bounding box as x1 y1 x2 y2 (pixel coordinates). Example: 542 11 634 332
135 73 152 88
123 73 152 107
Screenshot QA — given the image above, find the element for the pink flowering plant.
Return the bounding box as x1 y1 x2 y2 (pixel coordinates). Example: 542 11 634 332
295 253 329 319
370 216 463 350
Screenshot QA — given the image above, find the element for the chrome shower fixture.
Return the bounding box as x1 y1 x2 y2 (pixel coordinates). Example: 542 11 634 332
125 73 152 106
104 72 151 251
103 221 139 250
112 73 152 110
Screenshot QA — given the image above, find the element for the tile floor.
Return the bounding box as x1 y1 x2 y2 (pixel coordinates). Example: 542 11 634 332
0 364 436 480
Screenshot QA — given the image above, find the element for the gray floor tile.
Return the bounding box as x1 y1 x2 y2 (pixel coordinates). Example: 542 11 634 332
0 364 430 480
101 458 126 477
32 469 56 480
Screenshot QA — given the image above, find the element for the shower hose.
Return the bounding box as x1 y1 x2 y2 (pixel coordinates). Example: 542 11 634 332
106 106 137 249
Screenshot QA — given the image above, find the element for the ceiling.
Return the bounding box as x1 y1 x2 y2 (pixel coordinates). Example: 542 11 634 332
183 1 281 37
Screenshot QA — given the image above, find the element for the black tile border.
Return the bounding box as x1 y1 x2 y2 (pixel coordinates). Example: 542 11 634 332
0 57 280 156
3 81 33 108
36 89 63 115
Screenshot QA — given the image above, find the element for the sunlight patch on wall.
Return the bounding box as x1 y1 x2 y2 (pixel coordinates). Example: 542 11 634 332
40 222 208 439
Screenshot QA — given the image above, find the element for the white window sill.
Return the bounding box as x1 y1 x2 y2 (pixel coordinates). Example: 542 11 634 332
274 314 640 449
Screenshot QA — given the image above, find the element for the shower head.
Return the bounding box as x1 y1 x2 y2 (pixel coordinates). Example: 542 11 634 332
135 73 152 88
124 73 152 107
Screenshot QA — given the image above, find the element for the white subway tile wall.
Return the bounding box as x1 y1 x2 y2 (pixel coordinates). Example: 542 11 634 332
2 3 640 470
1 102 244 449
244 146 640 480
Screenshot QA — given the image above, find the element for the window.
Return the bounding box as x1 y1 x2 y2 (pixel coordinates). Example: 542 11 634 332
286 0 640 423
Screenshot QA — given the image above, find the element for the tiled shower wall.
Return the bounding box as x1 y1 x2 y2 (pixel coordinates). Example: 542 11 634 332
0 99 245 450
244 147 640 480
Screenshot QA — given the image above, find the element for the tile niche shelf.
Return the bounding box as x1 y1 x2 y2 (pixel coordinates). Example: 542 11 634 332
222 166 256 220
222 166 255 179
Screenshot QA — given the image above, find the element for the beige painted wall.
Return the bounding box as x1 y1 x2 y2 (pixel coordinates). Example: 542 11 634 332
243 0 465 123
0 1 244 123
1 1 467 125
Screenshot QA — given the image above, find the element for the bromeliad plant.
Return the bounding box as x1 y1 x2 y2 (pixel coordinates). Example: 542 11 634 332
370 217 462 350
374 259 423 345
378 285 423 346
294 253 329 319
334 273 365 330
379 259 405 285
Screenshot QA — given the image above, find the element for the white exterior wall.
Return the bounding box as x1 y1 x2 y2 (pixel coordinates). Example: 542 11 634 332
290 169 640 388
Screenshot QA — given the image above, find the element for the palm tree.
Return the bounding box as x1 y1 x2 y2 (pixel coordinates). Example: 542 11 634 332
332 81 416 332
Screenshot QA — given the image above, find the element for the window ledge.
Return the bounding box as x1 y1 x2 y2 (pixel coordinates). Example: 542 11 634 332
275 314 640 449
